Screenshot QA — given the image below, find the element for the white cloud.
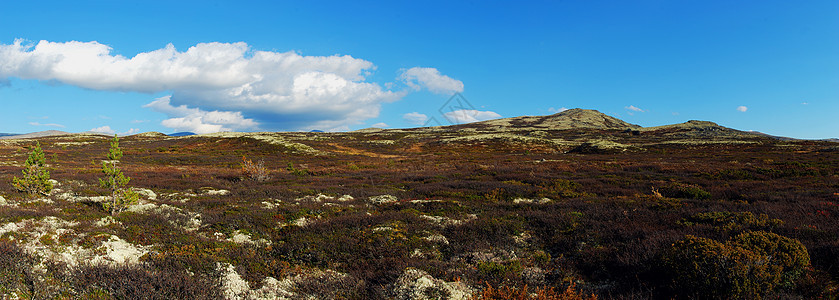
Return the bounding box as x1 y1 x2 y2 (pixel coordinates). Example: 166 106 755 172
0 39 409 132
371 122 389 128
90 125 115 134
122 128 140 135
29 122 65 128
737 106 748 112
399 67 464 95
144 96 258 134
403 112 429 125
131 119 149 124
443 109 502 124
625 105 644 112
548 107 568 113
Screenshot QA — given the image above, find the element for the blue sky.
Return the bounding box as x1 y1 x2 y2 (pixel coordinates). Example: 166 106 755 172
1 1 836 138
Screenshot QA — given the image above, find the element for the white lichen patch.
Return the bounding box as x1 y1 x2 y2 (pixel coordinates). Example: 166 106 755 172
91 235 150 265
54 141 95 147
95 216 121 227
512 197 553 204
372 226 394 232
391 268 475 300
133 188 157 200
261 199 283 209
28 198 55 205
295 194 354 203
203 189 230 196
369 194 398 204
0 217 147 267
295 193 334 202
220 264 354 300
55 191 109 203
364 140 396 145
220 263 251 299
228 230 270 245
420 214 477 228
292 217 314 227
410 199 443 204
423 233 450 245
126 202 202 232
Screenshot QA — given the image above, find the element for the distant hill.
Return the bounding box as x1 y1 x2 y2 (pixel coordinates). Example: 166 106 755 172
457 108 641 131
0 130 71 140
0 133 19 138
168 132 196 137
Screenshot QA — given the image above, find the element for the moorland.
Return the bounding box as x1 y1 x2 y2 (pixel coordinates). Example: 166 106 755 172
0 109 837 299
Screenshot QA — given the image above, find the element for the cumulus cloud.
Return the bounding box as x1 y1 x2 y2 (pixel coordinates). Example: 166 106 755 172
0 39 416 132
122 128 140 135
737 106 748 112
90 125 115 134
144 96 258 134
443 109 502 124
403 112 429 125
371 122 389 128
29 122 65 128
400 67 464 95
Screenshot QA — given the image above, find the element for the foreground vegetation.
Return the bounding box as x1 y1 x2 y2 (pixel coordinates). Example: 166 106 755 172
0 126 837 299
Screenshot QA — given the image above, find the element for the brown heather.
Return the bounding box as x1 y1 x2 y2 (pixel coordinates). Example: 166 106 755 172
0 111 837 298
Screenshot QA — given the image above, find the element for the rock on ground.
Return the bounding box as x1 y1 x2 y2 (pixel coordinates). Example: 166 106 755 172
391 268 475 300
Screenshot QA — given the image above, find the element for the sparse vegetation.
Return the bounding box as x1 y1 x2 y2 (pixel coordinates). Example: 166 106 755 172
0 119 837 298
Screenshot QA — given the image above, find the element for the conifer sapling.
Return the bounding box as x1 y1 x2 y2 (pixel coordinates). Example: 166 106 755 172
12 142 53 198
99 135 138 215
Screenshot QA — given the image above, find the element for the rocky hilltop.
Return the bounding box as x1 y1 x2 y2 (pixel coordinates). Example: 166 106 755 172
460 108 641 131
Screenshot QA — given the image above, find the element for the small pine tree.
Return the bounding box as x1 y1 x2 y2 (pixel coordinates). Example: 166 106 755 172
99 135 138 215
12 142 53 198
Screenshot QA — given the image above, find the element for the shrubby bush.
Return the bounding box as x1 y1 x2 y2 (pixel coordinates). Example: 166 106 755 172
241 156 271 181
664 231 810 298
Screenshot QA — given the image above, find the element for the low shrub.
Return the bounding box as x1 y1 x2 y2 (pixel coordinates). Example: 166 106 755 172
664 231 810 298
241 156 271 181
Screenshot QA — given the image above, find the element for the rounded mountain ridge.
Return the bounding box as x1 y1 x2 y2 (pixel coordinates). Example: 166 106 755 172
470 108 640 130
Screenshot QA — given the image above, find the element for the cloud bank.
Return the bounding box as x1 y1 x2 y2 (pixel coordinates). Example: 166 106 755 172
0 39 461 132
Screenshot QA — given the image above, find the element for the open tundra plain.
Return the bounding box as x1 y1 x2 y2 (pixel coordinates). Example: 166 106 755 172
0 109 837 299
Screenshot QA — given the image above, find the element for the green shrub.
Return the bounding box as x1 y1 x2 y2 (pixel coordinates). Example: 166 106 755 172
477 260 523 279
732 231 810 288
538 179 586 199
664 231 811 298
